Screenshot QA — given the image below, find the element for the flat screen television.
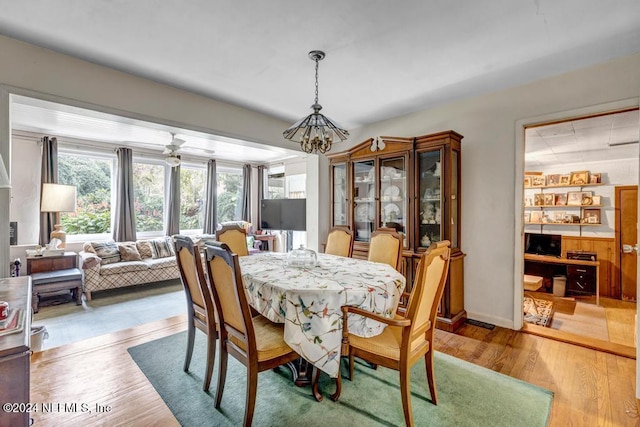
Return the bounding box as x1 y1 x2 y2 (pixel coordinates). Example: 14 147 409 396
260 199 306 231
524 232 562 257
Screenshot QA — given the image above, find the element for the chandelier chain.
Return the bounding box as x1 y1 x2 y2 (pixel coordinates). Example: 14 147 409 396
314 57 319 105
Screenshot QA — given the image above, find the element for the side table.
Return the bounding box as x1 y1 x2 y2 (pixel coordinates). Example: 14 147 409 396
27 252 83 313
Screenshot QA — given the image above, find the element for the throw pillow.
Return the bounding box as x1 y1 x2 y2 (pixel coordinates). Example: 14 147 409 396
136 240 153 259
91 241 121 265
83 242 96 254
118 242 143 262
149 238 173 259
81 255 101 269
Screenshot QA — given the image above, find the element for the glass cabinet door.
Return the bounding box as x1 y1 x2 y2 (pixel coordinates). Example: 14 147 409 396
379 156 407 247
353 160 375 242
418 149 443 249
331 163 347 227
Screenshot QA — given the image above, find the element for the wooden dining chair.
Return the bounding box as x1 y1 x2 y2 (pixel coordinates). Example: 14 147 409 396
173 235 218 392
204 241 300 427
325 227 354 257
216 223 249 257
339 240 451 427
368 228 403 271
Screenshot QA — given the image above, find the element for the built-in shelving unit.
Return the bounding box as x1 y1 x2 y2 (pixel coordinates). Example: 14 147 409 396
524 171 604 229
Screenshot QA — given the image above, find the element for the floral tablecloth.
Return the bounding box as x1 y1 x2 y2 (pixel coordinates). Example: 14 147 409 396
239 252 406 377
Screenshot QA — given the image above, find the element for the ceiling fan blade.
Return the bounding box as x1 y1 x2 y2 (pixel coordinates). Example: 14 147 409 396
162 147 173 154
172 137 187 146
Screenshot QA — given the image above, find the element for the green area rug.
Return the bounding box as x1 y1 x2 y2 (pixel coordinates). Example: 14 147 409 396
128 332 552 426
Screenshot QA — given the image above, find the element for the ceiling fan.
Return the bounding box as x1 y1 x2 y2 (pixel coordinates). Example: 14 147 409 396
163 132 186 167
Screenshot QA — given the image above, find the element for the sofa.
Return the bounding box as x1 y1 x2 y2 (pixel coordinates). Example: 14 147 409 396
79 237 180 300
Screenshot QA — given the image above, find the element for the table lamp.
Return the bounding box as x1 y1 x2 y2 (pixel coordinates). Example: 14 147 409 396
40 183 77 249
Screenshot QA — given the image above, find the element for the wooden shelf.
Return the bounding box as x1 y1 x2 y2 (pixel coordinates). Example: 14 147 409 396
525 183 603 190
525 222 601 226
525 205 603 209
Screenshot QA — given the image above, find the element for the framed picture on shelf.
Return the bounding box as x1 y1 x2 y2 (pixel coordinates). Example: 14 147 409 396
554 212 566 223
580 191 593 206
583 208 601 224
555 193 567 206
524 176 532 187
524 196 533 207
559 174 571 185
531 175 546 187
570 170 589 185
524 213 531 223
546 174 561 186
590 173 601 184
567 191 582 206
543 193 555 206
592 195 602 205
534 194 544 206
530 211 543 223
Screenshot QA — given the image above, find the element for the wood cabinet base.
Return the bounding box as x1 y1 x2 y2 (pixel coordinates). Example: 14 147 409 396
436 310 467 333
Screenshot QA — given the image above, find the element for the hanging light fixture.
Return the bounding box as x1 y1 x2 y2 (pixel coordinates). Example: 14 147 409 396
283 50 349 154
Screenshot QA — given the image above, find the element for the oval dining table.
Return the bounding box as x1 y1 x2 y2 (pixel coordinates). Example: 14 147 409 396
238 251 406 400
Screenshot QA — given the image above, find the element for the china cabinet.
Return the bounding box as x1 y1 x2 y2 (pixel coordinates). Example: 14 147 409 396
328 130 466 331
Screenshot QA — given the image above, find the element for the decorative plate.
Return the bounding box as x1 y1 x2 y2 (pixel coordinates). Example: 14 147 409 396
383 203 401 218
356 204 374 221
383 185 400 198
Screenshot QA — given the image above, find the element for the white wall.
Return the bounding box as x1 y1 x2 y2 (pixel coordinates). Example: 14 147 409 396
349 53 640 329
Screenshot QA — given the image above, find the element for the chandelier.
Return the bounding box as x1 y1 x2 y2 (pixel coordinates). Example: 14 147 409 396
283 50 349 154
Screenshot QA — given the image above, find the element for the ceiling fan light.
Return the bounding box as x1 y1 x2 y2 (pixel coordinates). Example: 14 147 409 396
165 154 181 167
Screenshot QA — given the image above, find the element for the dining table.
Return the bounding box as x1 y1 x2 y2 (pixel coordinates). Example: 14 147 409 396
238 251 406 384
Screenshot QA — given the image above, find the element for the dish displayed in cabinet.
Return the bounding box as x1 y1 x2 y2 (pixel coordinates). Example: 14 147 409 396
355 204 375 222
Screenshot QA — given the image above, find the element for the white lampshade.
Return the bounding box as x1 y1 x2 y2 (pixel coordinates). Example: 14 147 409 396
0 154 10 189
40 183 77 213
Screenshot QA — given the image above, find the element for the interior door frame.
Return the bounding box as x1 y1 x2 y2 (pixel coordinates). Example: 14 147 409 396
513 98 639 331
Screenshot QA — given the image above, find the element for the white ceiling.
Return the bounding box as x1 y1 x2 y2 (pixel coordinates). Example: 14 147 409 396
525 109 639 168
1 1 639 163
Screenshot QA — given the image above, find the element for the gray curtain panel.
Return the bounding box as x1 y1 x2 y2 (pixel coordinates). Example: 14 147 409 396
257 165 266 229
165 159 181 236
241 164 251 222
203 159 217 234
113 147 137 242
39 136 58 246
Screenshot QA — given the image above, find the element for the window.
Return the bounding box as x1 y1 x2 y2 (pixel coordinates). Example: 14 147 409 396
58 153 113 235
180 165 206 231
217 168 243 223
133 161 165 233
268 172 285 199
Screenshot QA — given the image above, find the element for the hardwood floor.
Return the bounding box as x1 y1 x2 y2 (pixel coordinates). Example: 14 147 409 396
30 316 639 426
524 293 636 358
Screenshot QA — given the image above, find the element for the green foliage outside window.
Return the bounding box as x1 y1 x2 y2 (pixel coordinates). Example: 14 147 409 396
217 172 242 223
133 163 164 232
59 156 112 234
180 167 206 230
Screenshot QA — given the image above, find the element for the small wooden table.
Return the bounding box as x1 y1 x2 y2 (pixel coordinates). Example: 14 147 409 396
253 234 276 251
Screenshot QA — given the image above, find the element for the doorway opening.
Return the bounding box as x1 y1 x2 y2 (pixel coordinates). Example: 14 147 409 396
520 107 639 357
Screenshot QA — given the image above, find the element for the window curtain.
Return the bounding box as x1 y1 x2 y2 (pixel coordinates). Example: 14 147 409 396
241 164 252 222
203 159 217 234
257 165 266 229
113 148 137 242
165 159 181 236
39 136 58 246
